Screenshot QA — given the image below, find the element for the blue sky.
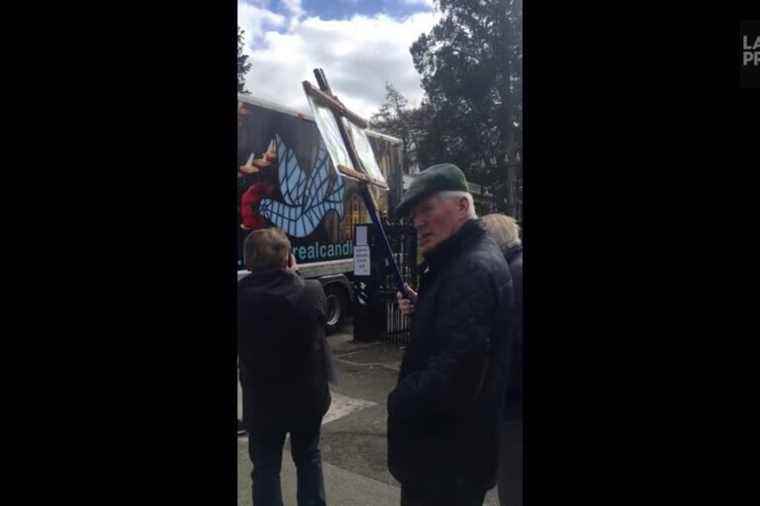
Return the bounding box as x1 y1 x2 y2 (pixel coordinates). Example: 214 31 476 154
238 0 438 119
245 0 433 22
298 0 431 20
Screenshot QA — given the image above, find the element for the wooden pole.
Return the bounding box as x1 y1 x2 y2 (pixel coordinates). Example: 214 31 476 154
302 81 369 129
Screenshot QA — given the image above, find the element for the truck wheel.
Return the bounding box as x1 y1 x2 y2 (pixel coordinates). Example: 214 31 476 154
324 284 348 334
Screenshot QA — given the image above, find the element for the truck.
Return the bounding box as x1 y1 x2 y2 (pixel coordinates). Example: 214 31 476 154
237 93 405 333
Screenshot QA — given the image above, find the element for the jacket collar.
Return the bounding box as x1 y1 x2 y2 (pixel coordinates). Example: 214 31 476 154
503 243 523 263
239 267 304 296
422 219 485 272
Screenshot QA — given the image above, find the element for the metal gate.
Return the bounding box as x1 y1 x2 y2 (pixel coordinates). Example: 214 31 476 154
352 223 418 345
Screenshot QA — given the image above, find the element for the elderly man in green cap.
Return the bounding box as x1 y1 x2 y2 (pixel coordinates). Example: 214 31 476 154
387 163 515 506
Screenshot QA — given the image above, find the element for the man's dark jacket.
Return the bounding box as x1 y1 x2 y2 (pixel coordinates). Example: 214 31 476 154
238 269 331 433
503 243 523 421
387 219 514 493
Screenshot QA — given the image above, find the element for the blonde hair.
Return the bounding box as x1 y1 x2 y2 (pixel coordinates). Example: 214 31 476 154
243 227 291 270
481 214 521 250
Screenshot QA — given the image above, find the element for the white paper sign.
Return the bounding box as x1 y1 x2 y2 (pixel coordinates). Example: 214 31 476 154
355 225 368 246
353 245 371 276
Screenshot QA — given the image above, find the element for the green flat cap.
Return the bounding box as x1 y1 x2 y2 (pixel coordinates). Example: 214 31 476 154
395 163 469 218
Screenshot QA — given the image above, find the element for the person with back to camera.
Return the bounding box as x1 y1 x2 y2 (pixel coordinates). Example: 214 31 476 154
238 227 331 506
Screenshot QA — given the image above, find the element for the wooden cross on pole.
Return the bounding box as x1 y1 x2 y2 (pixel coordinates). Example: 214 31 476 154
302 77 388 190
302 68 413 299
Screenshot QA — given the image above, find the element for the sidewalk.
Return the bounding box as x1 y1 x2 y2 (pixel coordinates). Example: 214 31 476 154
238 439 401 506
328 323 404 372
237 323 500 505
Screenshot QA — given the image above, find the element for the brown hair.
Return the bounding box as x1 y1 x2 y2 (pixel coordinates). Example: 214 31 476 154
243 228 291 270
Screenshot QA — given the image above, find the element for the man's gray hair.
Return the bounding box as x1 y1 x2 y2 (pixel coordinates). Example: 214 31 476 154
437 191 478 219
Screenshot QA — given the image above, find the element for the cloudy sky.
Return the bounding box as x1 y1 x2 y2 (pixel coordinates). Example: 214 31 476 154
238 0 441 121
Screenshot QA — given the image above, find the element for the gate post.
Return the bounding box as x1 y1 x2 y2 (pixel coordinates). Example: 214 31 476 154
351 223 417 344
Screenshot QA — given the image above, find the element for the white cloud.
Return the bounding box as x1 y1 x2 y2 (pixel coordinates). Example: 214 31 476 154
280 0 305 18
238 2 286 43
241 11 442 121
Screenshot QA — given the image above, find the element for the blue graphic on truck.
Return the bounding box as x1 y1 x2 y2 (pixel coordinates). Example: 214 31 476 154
258 135 345 238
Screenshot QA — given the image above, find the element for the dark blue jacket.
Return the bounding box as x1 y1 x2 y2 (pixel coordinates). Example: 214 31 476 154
503 244 523 420
238 269 331 432
387 219 514 492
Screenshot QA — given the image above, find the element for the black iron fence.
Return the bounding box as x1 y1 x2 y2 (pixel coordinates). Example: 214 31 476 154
352 223 418 345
